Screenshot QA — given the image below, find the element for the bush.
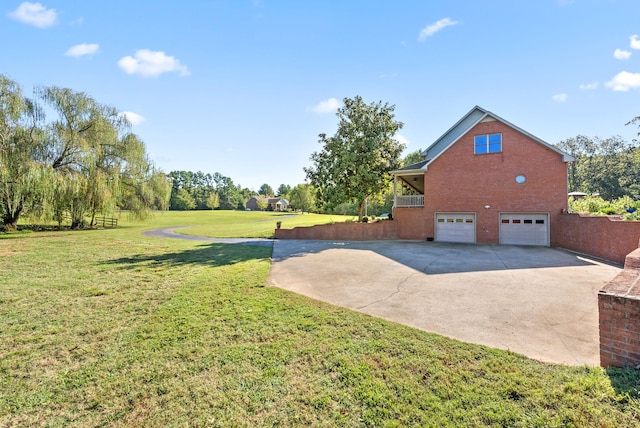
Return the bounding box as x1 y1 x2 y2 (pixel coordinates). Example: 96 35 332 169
569 195 640 219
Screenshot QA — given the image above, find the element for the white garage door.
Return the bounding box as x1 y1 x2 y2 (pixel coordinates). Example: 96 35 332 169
499 213 549 246
435 213 475 243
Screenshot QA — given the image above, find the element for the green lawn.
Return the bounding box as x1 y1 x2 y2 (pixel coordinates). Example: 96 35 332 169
148 210 356 238
1 211 639 426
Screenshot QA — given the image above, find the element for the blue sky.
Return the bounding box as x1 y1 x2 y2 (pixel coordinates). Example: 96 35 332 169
2 1 640 191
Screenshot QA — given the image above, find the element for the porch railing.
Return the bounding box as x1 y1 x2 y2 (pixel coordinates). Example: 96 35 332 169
395 195 424 207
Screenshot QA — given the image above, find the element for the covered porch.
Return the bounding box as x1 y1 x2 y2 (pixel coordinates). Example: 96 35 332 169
393 171 425 208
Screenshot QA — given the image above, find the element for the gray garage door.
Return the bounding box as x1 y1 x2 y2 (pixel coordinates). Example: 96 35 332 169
435 213 476 243
499 213 549 246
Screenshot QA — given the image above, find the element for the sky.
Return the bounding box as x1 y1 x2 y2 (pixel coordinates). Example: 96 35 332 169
2 0 640 191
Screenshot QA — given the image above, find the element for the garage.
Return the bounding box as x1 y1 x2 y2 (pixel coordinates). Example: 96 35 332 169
435 213 476 243
499 213 549 246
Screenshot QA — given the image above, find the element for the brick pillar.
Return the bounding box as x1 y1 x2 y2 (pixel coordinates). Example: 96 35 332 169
598 247 640 368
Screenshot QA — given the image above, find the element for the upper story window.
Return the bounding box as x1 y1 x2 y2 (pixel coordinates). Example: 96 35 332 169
474 133 502 154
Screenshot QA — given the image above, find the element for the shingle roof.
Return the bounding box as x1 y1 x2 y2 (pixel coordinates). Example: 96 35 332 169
396 160 428 171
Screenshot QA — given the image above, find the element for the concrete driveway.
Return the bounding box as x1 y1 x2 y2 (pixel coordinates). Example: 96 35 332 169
268 240 621 366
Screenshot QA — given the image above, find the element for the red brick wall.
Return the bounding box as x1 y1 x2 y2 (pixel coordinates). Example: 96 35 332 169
599 248 640 367
422 120 569 245
393 207 429 239
557 213 640 265
274 220 398 240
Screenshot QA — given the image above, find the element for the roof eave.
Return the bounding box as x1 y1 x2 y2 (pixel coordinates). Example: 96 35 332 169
391 168 426 175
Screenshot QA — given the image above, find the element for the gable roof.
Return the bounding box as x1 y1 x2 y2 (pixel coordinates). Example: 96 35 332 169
267 198 289 205
418 106 574 169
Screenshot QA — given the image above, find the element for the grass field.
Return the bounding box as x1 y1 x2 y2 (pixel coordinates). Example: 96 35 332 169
146 210 357 238
1 210 639 426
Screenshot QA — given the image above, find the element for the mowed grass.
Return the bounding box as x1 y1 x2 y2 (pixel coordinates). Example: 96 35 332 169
148 210 357 238
1 211 639 426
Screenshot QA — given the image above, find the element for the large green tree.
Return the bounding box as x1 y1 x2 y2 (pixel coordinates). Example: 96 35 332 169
206 191 220 210
0 75 168 229
213 172 244 210
288 183 315 213
258 183 274 197
556 135 640 200
0 76 50 230
304 96 405 220
402 149 424 167
116 136 171 215
276 183 291 197
40 86 159 227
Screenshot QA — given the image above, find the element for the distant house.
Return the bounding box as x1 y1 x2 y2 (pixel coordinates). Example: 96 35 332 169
391 105 574 246
246 196 290 211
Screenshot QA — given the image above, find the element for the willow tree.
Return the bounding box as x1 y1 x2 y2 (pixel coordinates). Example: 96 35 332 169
116 133 171 215
0 75 48 230
1 78 167 229
304 96 405 220
39 86 165 227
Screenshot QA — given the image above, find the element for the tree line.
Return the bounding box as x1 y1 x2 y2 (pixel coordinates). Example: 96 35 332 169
167 170 318 213
555 134 640 200
0 74 170 230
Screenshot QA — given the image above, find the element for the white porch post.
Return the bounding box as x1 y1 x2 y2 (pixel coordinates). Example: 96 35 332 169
393 175 397 208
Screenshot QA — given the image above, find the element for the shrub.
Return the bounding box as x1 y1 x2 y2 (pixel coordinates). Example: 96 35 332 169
569 195 640 220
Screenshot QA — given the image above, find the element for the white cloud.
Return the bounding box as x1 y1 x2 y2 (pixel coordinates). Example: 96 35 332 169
614 48 631 60
65 43 100 58
630 35 640 50
395 134 410 147
8 2 57 28
119 111 145 126
311 98 340 114
579 82 598 90
117 49 190 78
605 71 640 91
552 93 568 103
418 18 459 41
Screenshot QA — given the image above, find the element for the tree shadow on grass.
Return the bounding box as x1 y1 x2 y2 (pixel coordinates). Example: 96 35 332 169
606 367 640 399
103 242 272 270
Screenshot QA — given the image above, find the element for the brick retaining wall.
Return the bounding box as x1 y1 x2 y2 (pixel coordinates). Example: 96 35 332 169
557 213 640 265
599 247 640 368
274 220 399 240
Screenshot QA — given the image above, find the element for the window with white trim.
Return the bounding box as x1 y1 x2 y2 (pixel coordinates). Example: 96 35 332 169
474 133 502 154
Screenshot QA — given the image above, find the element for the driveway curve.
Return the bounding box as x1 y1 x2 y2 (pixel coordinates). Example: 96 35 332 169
142 226 274 247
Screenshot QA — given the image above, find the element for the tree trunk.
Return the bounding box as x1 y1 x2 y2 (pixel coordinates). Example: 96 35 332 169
1 202 22 231
358 198 366 222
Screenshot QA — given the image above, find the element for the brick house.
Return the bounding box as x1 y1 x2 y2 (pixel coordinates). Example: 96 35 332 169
391 106 574 246
246 196 289 211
